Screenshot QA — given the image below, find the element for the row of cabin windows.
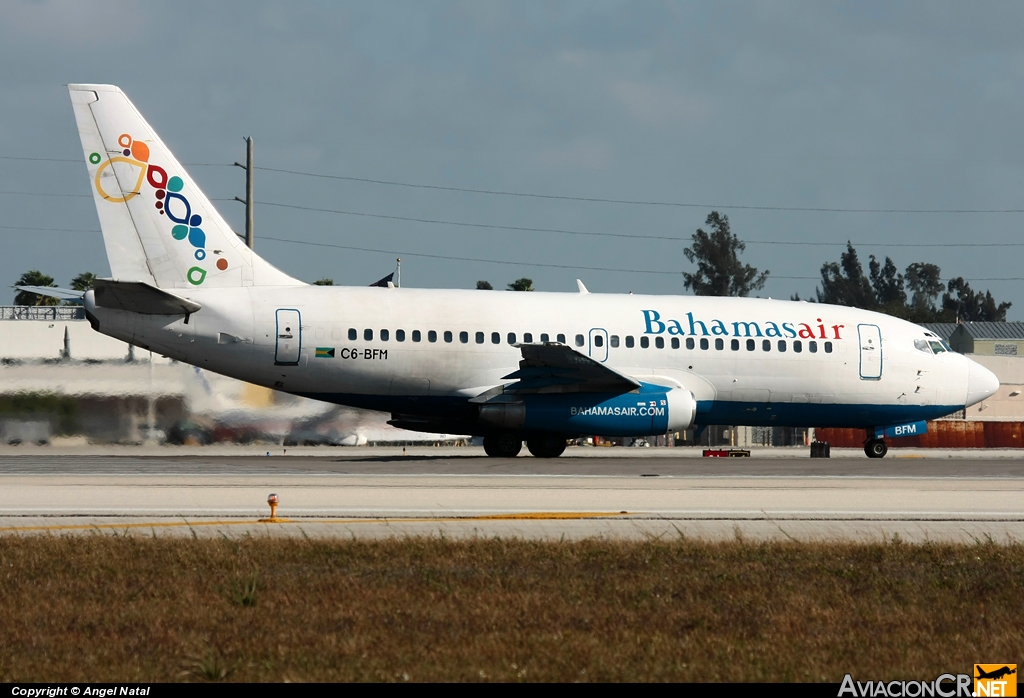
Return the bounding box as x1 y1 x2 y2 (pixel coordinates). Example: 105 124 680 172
346 327 832 354
350 328 569 345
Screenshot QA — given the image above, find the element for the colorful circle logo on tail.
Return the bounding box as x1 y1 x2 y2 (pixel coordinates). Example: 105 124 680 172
94 133 228 285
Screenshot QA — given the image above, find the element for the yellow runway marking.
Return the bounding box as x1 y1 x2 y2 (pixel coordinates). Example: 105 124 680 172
0 512 631 533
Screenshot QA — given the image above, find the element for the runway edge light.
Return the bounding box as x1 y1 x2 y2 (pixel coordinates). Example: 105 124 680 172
259 493 286 523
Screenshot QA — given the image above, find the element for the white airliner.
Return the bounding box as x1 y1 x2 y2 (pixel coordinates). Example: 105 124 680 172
64 84 999 459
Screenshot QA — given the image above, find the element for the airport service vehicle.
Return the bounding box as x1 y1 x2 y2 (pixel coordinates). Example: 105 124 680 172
63 84 999 459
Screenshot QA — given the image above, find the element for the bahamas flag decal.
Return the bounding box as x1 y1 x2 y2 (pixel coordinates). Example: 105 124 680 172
315 347 335 358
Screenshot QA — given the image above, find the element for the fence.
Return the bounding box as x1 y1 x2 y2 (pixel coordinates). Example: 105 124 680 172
0 306 85 321
816 421 1024 448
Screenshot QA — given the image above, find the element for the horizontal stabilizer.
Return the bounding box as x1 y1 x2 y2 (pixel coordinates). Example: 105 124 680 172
93 279 201 315
14 286 85 303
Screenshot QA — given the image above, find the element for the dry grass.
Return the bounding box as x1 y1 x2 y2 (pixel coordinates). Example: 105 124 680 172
0 534 1020 682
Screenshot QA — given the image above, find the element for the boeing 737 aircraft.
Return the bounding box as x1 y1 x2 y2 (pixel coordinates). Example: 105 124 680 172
64 84 1000 458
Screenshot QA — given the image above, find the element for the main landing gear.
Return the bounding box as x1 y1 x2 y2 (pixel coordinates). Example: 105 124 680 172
864 438 888 459
483 433 522 458
526 435 567 459
482 433 567 458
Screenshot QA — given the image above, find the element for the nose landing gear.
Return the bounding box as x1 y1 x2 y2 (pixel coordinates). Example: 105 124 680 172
864 438 888 458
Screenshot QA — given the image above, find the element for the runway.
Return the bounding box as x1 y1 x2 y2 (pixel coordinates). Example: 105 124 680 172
1 449 1023 541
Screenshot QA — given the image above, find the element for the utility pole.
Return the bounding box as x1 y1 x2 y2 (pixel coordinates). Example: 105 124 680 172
234 136 254 250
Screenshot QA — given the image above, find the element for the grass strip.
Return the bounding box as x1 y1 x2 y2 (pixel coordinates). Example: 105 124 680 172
0 535 1020 682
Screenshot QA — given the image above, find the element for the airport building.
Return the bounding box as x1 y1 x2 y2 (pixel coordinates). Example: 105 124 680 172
0 306 463 446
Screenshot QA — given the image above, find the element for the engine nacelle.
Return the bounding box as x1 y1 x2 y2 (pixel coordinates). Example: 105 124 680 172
478 387 697 437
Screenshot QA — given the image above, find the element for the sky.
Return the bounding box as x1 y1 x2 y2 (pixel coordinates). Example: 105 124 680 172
2 0 1024 317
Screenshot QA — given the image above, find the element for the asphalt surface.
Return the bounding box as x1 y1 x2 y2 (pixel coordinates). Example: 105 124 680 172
1 449 1022 541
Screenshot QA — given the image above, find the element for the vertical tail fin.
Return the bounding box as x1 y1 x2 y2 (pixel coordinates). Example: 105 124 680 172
69 84 301 289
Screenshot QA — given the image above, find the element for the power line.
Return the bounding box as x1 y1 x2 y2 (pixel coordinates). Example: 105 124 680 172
257 235 681 275
259 200 1024 248
6 154 1024 213
256 236 1024 282
254 165 1024 214
1 221 1018 282
0 191 90 198
0 224 99 233
11 187 1024 247
0 154 228 164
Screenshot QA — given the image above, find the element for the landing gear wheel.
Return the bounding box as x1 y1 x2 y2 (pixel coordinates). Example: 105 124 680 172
864 439 888 459
526 435 567 459
483 433 522 458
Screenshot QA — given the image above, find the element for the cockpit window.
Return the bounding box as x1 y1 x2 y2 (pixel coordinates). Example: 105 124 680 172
929 341 946 354
914 339 932 354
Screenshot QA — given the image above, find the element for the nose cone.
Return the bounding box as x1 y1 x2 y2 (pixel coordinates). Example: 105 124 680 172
966 360 1000 407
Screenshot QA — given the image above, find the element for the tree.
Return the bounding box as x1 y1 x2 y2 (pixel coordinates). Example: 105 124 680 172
13 270 59 306
682 212 767 296
508 278 534 292
70 272 96 292
868 255 906 315
476 280 493 290
313 278 334 286
942 277 1011 322
903 263 944 322
815 243 874 309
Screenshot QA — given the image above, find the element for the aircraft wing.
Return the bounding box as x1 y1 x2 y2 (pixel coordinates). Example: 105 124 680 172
471 343 639 401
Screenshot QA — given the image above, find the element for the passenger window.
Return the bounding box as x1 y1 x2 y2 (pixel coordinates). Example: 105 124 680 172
640 336 650 349
557 334 566 344
824 341 833 353
364 329 373 341
793 340 802 353
348 328 357 341
715 338 724 350
430 330 439 343
491 332 500 344
626 336 635 348
686 338 695 350
594 335 604 347
671 337 679 349
380 329 389 341
475 332 484 344
412 330 421 342
746 339 755 351
507 332 516 344
655 337 664 349
762 339 771 352
540 333 549 342
524 333 533 343
778 340 786 352
444 331 453 343
809 341 818 353
396 329 405 342
610 335 619 348
731 339 739 351
575 334 584 347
